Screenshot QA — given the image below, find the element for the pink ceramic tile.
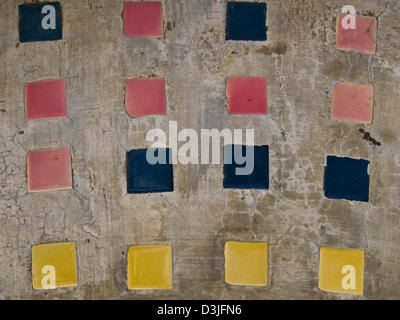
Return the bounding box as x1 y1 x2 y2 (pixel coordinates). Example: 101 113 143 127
28 148 72 192
25 79 67 121
226 77 267 114
123 1 163 37
125 78 166 117
331 82 374 124
336 14 376 54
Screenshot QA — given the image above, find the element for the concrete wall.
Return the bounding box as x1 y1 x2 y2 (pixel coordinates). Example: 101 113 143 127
0 0 399 299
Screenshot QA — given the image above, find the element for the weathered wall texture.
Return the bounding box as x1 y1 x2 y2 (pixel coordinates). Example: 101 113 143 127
0 0 400 299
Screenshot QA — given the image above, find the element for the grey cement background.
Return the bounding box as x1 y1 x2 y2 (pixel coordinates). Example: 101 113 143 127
0 0 399 299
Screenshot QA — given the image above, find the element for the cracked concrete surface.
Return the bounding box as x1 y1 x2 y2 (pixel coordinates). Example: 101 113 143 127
0 0 400 299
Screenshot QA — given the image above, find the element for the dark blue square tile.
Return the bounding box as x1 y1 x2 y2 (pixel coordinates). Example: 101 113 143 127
19 2 62 43
127 148 173 194
225 2 267 41
324 156 369 202
223 145 269 189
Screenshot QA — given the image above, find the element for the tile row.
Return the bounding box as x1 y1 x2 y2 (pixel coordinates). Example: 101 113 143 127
32 241 364 295
19 1 377 57
28 146 370 202
25 77 374 123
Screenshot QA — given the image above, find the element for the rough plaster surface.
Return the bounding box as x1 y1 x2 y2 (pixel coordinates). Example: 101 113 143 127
0 0 399 299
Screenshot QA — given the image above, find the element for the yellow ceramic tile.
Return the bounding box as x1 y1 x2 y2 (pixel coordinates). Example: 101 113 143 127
224 241 268 286
32 242 78 290
319 247 364 295
127 244 172 290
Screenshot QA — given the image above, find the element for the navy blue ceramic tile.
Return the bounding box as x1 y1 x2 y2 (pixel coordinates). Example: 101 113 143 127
324 156 369 202
223 145 269 189
127 148 173 194
225 2 267 41
19 2 62 43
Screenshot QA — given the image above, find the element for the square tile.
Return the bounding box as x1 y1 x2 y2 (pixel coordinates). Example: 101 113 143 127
32 242 77 290
319 247 364 295
125 78 166 117
223 145 269 189
225 2 267 41
336 14 376 54
226 77 267 114
123 1 163 37
28 148 72 192
127 244 172 290
19 2 62 43
331 82 374 123
25 79 67 121
127 148 173 194
324 155 369 202
224 241 268 286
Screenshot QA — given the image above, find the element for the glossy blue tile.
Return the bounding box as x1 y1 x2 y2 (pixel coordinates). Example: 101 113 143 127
19 2 62 43
223 145 269 189
324 156 369 202
225 2 267 41
127 148 173 194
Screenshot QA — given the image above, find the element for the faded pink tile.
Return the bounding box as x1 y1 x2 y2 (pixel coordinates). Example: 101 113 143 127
331 82 374 124
226 77 267 114
28 148 72 192
125 78 166 117
336 14 376 54
123 1 163 37
25 79 67 121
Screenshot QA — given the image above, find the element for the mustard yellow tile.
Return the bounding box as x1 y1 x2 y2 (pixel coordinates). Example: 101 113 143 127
32 242 78 290
319 247 364 295
127 244 172 290
224 241 268 286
